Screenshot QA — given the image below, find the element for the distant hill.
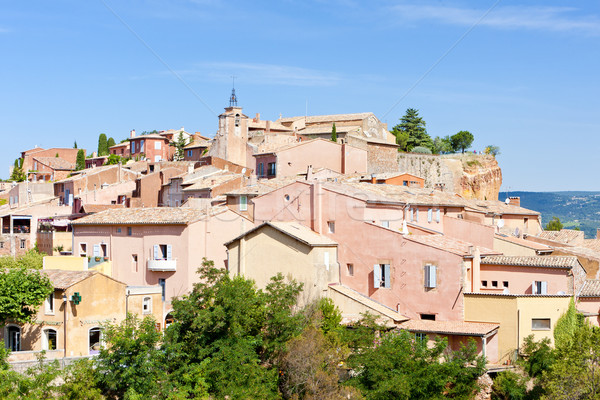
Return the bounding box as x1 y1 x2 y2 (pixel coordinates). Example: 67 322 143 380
504 191 600 239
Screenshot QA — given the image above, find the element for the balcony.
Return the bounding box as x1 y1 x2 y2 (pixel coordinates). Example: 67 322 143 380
148 258 177 272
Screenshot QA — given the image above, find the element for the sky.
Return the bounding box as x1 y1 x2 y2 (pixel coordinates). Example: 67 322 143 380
1 0 599 192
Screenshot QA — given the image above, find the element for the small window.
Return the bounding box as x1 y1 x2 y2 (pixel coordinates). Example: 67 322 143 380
79 243 87 257
533 281 547 295
187 150 193 157
127 227 132 236
43 329 57 351
240 195 248 211
327 221 335 234
532 318 551 330
268 162 276 176
0 242 4 249
154 244 171 260
20 239 26 249
132 254 138 272
420 313 436 321
381 221 390 228
481 280 488 287
347 263 354 276
117 227 122 233
503 281 509 288
155 141 161 150
45 293 54 315
424 264 437 288
142 297 152 314
158 278 166 301
408 207 413 222
374 264 391 289
415 332 427 342
492 281 498 288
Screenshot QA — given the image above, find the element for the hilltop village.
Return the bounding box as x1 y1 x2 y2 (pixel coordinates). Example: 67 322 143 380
3 94 600 378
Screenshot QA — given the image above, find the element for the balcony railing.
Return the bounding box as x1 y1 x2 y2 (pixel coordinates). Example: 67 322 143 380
148 258 177 272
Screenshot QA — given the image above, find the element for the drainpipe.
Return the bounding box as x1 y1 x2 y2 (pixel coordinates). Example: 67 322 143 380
126 289 130 321
482 336 487 359
62 292 68 359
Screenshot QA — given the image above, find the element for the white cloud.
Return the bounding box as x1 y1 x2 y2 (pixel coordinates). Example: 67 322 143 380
391 4 600 35
180 62 343 87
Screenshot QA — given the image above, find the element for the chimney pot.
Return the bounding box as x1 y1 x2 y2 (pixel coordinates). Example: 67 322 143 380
130 129 136 138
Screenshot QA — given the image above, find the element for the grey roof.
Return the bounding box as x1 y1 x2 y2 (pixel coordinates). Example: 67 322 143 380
481 255 579 269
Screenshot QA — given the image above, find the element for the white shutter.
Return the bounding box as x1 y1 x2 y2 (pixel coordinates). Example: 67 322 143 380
532 281 537 294
154 245 160 260
428 208 432 223
374 264 381 288
384 264 391 288
324 252 330 270
167 245 172 260
416 209 419 222
541 281 547 295
436 209 440 223
430 265 437 288
93 244 100 257
408 207 413 222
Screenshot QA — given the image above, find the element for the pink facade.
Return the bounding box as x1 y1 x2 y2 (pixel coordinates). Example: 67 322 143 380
443 216 495 250
129 135 171 162
478 265 572 295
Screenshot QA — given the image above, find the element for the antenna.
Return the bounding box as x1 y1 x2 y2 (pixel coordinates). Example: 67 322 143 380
229 75 238 107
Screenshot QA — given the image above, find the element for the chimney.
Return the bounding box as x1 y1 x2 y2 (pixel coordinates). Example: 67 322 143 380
266 120 271 134
187 163 194 174
596 228 600 240
130 129 136 138
306 165 313 180
508 196 520 207
254 113 260 122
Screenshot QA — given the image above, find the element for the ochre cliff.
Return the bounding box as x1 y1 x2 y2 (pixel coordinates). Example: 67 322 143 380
396 153 502 200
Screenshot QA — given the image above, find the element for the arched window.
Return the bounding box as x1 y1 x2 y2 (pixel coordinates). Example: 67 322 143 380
89 327 102 355
5 325 21 351
43 328 57 351
165 312 174 329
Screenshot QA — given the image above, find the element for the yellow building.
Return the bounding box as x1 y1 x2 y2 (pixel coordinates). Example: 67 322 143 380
463 293 571 363
2 270 162 363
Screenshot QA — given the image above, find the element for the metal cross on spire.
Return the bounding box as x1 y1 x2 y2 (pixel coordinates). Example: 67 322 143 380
229 75 238 107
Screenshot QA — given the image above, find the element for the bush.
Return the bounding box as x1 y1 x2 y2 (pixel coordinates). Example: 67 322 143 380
411 146 432 154
492 371 528 400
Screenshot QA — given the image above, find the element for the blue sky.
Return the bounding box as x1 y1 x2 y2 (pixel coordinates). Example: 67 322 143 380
1 0 599 192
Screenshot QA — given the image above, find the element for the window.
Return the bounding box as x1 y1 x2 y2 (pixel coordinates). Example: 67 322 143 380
408 207 413 222
427 208 432 223
267 162 276 176
503 281 509 288
187 150 193 157
347 263 354 276
154 244 172 260
240 195 248 211
381 221 390 228
43 329 57 350
79 243 87 257
0 242 4 249
532 318 551 330
100 243 107 257
127 227 132 236
258 163 264 177
6 326 21 351
403 180 408 186
155 141 162 150
328 221 335 234
492 281 498 288
420 313 436 321
140 140 145 153
45 293 54 315
424 264 437 288
158 278 166 301
142 297 152 314
89 327 102 355
235 113 240 127
20 239 26 249
116 227 121 233
533 281 547 295
374 264 391 289
415 332 427 342
132 254 138 272
481 280 488 287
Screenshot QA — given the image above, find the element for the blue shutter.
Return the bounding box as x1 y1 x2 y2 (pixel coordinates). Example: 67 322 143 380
384 264 391 288
93 244 100 257
374 264 381 288
428 208 432 223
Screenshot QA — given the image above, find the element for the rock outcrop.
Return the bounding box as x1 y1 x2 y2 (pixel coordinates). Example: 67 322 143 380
397 153 502 200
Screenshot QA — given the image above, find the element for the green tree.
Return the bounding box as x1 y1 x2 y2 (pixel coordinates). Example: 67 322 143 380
10 158 26 182
391 108 432 152
0 267 53 325
97 133 108 156
545 216 563 231
450 130 474 153
484 145 500 156
73 141 78 149
75 149 85 171
331 122 337 142
105 154 123 165
107 137 116 149
553 298 584 349
491 371 528 400
170 132 188 161
432 136 453 154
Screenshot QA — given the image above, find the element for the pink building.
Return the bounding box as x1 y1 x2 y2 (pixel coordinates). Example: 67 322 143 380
109 142 131 158
71 206 254 323
129 134 171 162
253 139 367 179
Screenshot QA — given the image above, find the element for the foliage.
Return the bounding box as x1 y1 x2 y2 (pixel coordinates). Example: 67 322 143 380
73 141 77 149
75 149 85 170
60 359 105 399
545 216 563 231
97 133 108 156
107 137 116 149
10 158 26 182
491 371 528 400
391 108 432 152
346 329 485 400
0 265 53 324
318 297 343 335
141 130 159 135
542 323 600 399
170 132 188 161
432 136 453 154
106 154 127 165
0 352 62 399
331 122 337 142
0 248 46 269
484 145 500 156
411 146 432 154
553 297 584 348
519 335 554 379
450 131 474 153
96 314 170 399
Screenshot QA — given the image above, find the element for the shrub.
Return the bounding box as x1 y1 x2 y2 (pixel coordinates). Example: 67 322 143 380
411 146 432 154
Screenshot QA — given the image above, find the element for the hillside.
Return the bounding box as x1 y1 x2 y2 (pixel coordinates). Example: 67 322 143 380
506 191 600 238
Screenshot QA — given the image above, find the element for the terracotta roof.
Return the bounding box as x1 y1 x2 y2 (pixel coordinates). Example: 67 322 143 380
553 246 600 261
464 292 571 298
80 204 126 214
481 255 579 269
398 319 499 336
71 206 227 225
582 239 600 252
33 157 75 171
327 284 409 324
184 139 212 149
248 120 294 131
109 142 129 149
299 125 361 135
42 270 97 289
361 172 423 181
181 173 241 192
226 178 298 196
536 229 585 245
225 221 338 248
406 234 500 257
130 134 169 140
338 182 467 207
494 234 553 252
463 198 540 216
278 112 375 124
578 280 600 297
